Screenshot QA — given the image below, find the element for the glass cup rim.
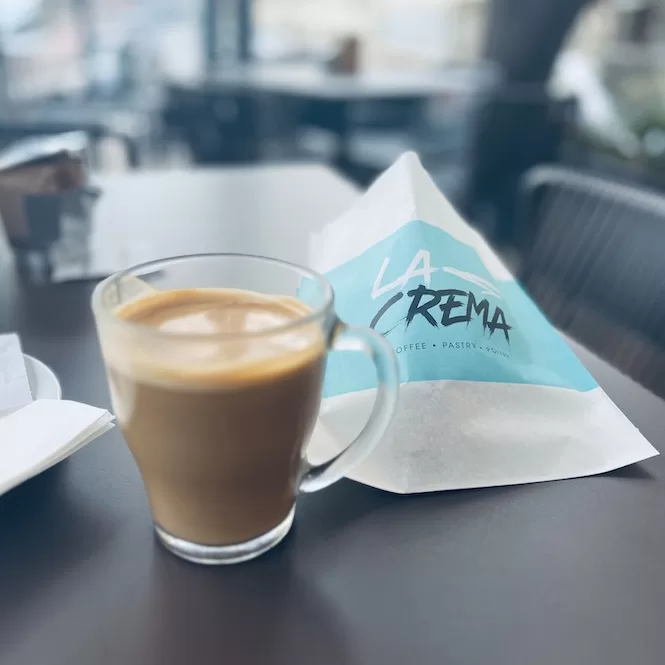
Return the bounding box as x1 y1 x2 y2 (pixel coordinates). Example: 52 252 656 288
91 252 335 341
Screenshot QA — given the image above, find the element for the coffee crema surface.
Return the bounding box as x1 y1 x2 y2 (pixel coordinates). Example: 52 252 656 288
105 288 326 545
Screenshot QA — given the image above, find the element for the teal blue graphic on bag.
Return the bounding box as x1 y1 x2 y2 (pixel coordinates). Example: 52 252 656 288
323 220 597 398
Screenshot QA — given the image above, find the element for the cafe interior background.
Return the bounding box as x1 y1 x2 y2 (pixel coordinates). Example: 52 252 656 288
1 0 665 397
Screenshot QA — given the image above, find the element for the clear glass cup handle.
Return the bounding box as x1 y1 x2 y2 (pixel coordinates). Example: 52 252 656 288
299 320 399 493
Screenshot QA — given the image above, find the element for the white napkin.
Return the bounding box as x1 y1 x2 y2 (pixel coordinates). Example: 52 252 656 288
0 399 114 496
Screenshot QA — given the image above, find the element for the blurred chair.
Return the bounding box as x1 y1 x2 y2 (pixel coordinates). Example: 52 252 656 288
341 63 501 197
411 64 502 190
461 87 577 242
518 165 665 397
163 84 260 164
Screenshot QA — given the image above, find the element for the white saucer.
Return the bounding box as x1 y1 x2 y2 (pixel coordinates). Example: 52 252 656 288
24 354 62 401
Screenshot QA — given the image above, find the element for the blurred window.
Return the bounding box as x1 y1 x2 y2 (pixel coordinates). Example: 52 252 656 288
0 0 208 100
0 0 85 99
253 0 488 70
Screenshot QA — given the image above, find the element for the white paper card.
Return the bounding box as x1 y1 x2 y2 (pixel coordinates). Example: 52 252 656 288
0 334 32 413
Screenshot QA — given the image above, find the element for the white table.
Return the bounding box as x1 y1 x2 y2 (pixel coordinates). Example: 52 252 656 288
171 64 497 165
195 64 491 100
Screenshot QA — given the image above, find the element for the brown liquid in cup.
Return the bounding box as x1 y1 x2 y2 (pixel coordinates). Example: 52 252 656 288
105 288 326 545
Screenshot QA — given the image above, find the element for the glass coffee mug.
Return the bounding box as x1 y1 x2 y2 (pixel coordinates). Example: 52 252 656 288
92 254 398 564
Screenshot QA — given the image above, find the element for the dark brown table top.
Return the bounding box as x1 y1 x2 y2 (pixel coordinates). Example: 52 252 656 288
1 167 665 665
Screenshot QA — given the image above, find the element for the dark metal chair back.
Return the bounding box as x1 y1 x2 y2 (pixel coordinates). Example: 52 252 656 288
519 165 665 397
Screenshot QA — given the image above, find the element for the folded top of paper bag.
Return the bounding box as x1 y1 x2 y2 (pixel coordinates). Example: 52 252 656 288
307 152 658 494
0 399 114 496
312 151 512 282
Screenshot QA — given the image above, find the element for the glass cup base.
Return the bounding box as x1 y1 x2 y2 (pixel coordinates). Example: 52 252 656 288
155 505 295 565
